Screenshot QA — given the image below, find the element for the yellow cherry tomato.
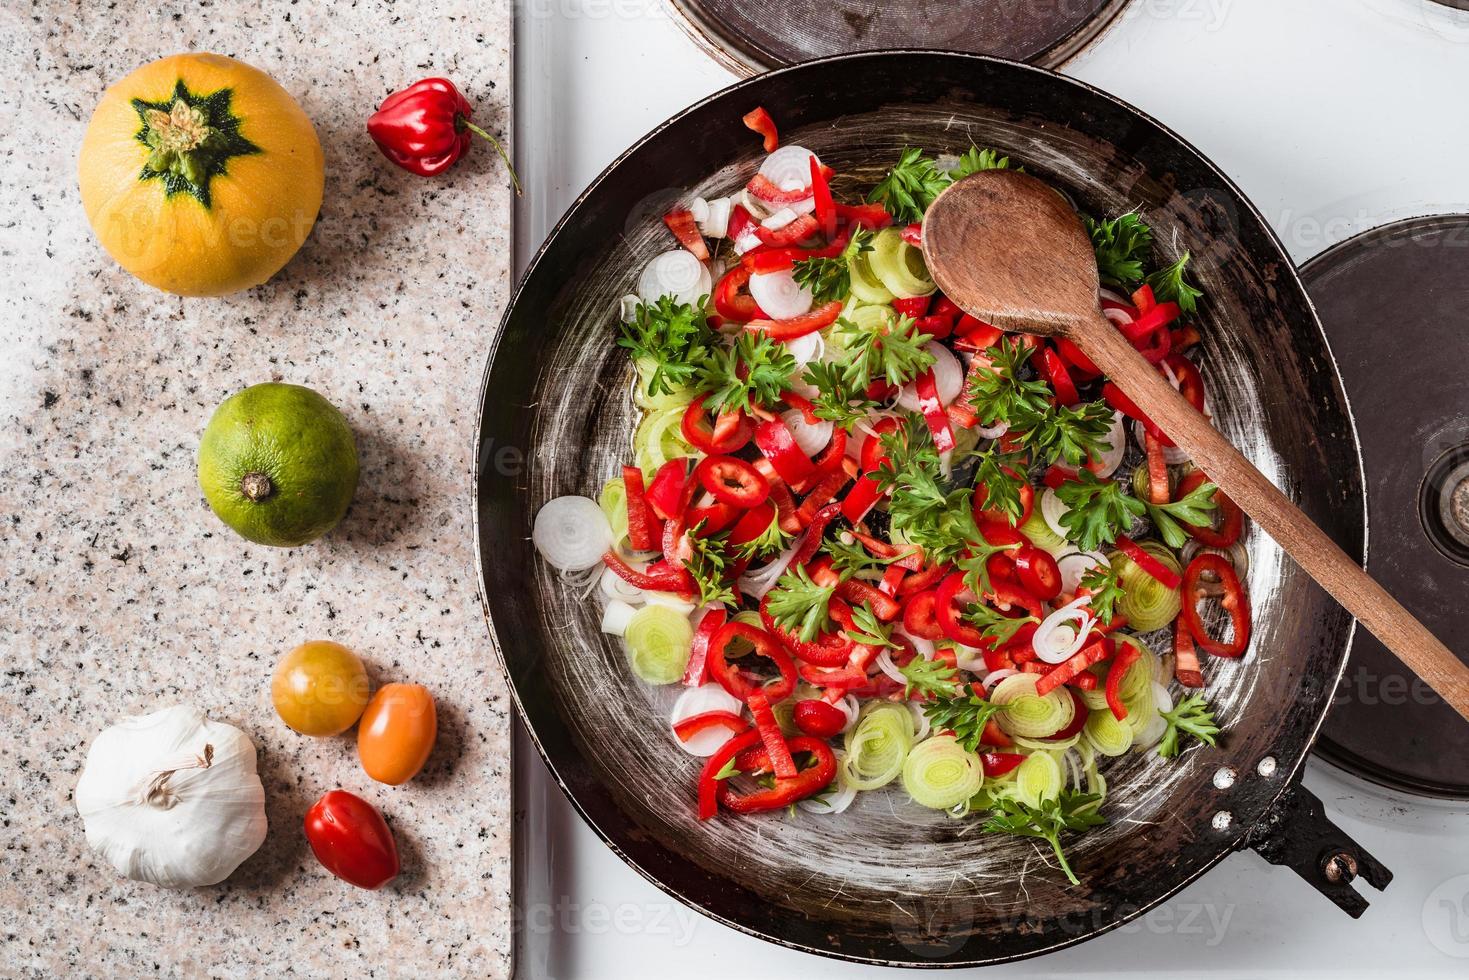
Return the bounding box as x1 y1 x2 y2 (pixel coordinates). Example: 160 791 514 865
270 640 370 736
357 683 437 785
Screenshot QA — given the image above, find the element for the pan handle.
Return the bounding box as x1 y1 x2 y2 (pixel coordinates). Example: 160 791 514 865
1243 783 1392 917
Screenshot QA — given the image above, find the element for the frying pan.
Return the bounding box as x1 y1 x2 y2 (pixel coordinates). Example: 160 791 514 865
474 52 1389 967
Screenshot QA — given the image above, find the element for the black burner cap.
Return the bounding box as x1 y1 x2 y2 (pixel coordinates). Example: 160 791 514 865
667 0 1130 73
1304 215 1469 798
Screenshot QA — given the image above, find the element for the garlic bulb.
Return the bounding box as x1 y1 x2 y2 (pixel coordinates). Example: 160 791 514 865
75 705 268 887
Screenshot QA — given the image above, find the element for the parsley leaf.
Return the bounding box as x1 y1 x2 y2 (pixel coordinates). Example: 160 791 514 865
1157 694 1221 759
961 603 1038 647
845 602 898 649
765 565 835 642
824 532 901 580
736 510 793 561
876 420 980 565
1147 251 1203 315
1144 479 1219 549
954 145 1019 177
695 332 795 415
954 537 1023 599
713 756 740 780
1083 212 1154 289
792 230 872 304
980 792 1107 885
834 313 935 389
922 691 1005 752
1055 470 1145 552
685 526 736 607
1018 400 1114 469
1079 563 1126 625
899 656 963 699
966 339 1052 427
972 449 1030 525
867 147 951 225
801 360 876 428
617 295 714 396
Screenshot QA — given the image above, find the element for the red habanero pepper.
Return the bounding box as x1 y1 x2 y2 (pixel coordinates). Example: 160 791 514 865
621 465 658 552
683 607 729 687
981 752 1027 778
755 418 818 486
1034 637 1114 696
745 300 844 342
792 698 846 738
833 201 893 229
891 295 932 319
1105 641 1143 721
755 213 819 248
695 454 770 509
1174 470 1243 547
367 77 520 191
698 728 761 819
1116 535 1182 590
914 369 956 452
681 395 752 455
1174 619 1204 688
712 265 767 322
1038 347 1080 406
746 692 798 778
673 710 747 742
900 222 923 247
708 622 797 702
717 736 836 814
742 106 779 152
662 208 709 261
810 155 836 236
1180 554 1252 657
645 459 692 521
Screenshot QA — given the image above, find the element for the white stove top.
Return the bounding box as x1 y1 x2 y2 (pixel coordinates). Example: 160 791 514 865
509 2 1469 976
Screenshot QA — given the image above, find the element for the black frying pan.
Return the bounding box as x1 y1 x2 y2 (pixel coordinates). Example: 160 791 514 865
474 52 1388 967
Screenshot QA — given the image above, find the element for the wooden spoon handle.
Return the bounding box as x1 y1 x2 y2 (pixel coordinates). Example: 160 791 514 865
1075 311 1469 723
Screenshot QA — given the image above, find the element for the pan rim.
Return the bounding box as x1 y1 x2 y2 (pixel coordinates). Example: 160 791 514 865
472 48 1367 967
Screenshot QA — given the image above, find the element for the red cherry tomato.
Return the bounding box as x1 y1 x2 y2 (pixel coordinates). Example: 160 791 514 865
1012 546 1062 601
304 790 400 890
792 698 847 738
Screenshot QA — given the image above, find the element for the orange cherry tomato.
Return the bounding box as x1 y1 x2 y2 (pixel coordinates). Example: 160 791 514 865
356 683 437 785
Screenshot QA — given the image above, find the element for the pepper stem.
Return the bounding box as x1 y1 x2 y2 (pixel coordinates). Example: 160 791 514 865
457 116 523 196
240 471 274 502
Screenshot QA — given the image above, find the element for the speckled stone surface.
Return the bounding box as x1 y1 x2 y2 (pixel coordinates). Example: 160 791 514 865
0 2 514 976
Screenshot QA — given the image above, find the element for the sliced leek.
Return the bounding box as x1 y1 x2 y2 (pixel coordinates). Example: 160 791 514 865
1021 509 1067 551
634 404 693 475
633 357 694 411
1084 707 1135 757
868 227 936 299
902 734 985 809
1112 541 1183 632
599 478 630 550
623 605 693 684
991 673 1076 738
847 245 896 304
843 702 914 790
1012 751 1064 808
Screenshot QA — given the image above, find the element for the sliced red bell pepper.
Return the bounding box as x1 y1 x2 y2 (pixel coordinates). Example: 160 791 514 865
795 471 848 525
1116 535 1182 590
833 574 901 622
1131 284 1157 311
896 560 947 595
646 459 692 521
1171 324 1202 350
1174 618 1204 688
1174 470 1242 547
727 202 759 244
1055 337 1100 377
980 752 1027 778
695 454 770 509
891 295 932 319
742 231 850 273
745 173 813 204
754 417 818 486
879 564 907 597
1034 637 1114 696
755 461 802 534
601 551 693 594
708 621 797 702
953 315 1003 351
1181 553 1251 658
755 213 819 248
621 465 657 552
981 718 1013 749
683 607 729 687
809 155 836 236
726 501 776 549
1144 430 1171 505
1069 671 1099 691
712 265 767 322
662 208 709 261
1105 641 1143 721
745 299 844 342
674 709 747 742
833 201 892 229
789 502 841 567
745 692 797 778
1038 346 1079 406
914 369 956 453
900 222 923 247
758 592 853 667
935 572 987 647
717 736 836 814
840 472 885 524
698 728 761 819
915 314 955 341
685 500 741 536
901 589 945 640
741 106 778 152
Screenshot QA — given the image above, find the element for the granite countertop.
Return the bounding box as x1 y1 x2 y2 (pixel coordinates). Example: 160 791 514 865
0 3 515 976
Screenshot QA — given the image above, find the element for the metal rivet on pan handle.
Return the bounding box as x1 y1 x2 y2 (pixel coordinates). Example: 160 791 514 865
1257 755 1278 778
1213 766 1238 789
1211 810 1233 832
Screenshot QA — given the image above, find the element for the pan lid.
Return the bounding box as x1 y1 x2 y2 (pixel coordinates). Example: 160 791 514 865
1303 214 1469 799
666 0 1131 74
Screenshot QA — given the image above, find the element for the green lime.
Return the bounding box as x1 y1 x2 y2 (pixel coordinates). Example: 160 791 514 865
197 382 359 547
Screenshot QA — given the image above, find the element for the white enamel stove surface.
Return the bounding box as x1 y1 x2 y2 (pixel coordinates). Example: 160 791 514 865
510 1 1469 976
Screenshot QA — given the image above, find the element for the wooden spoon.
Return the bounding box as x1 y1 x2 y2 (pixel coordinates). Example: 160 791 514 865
922 169 1469 723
